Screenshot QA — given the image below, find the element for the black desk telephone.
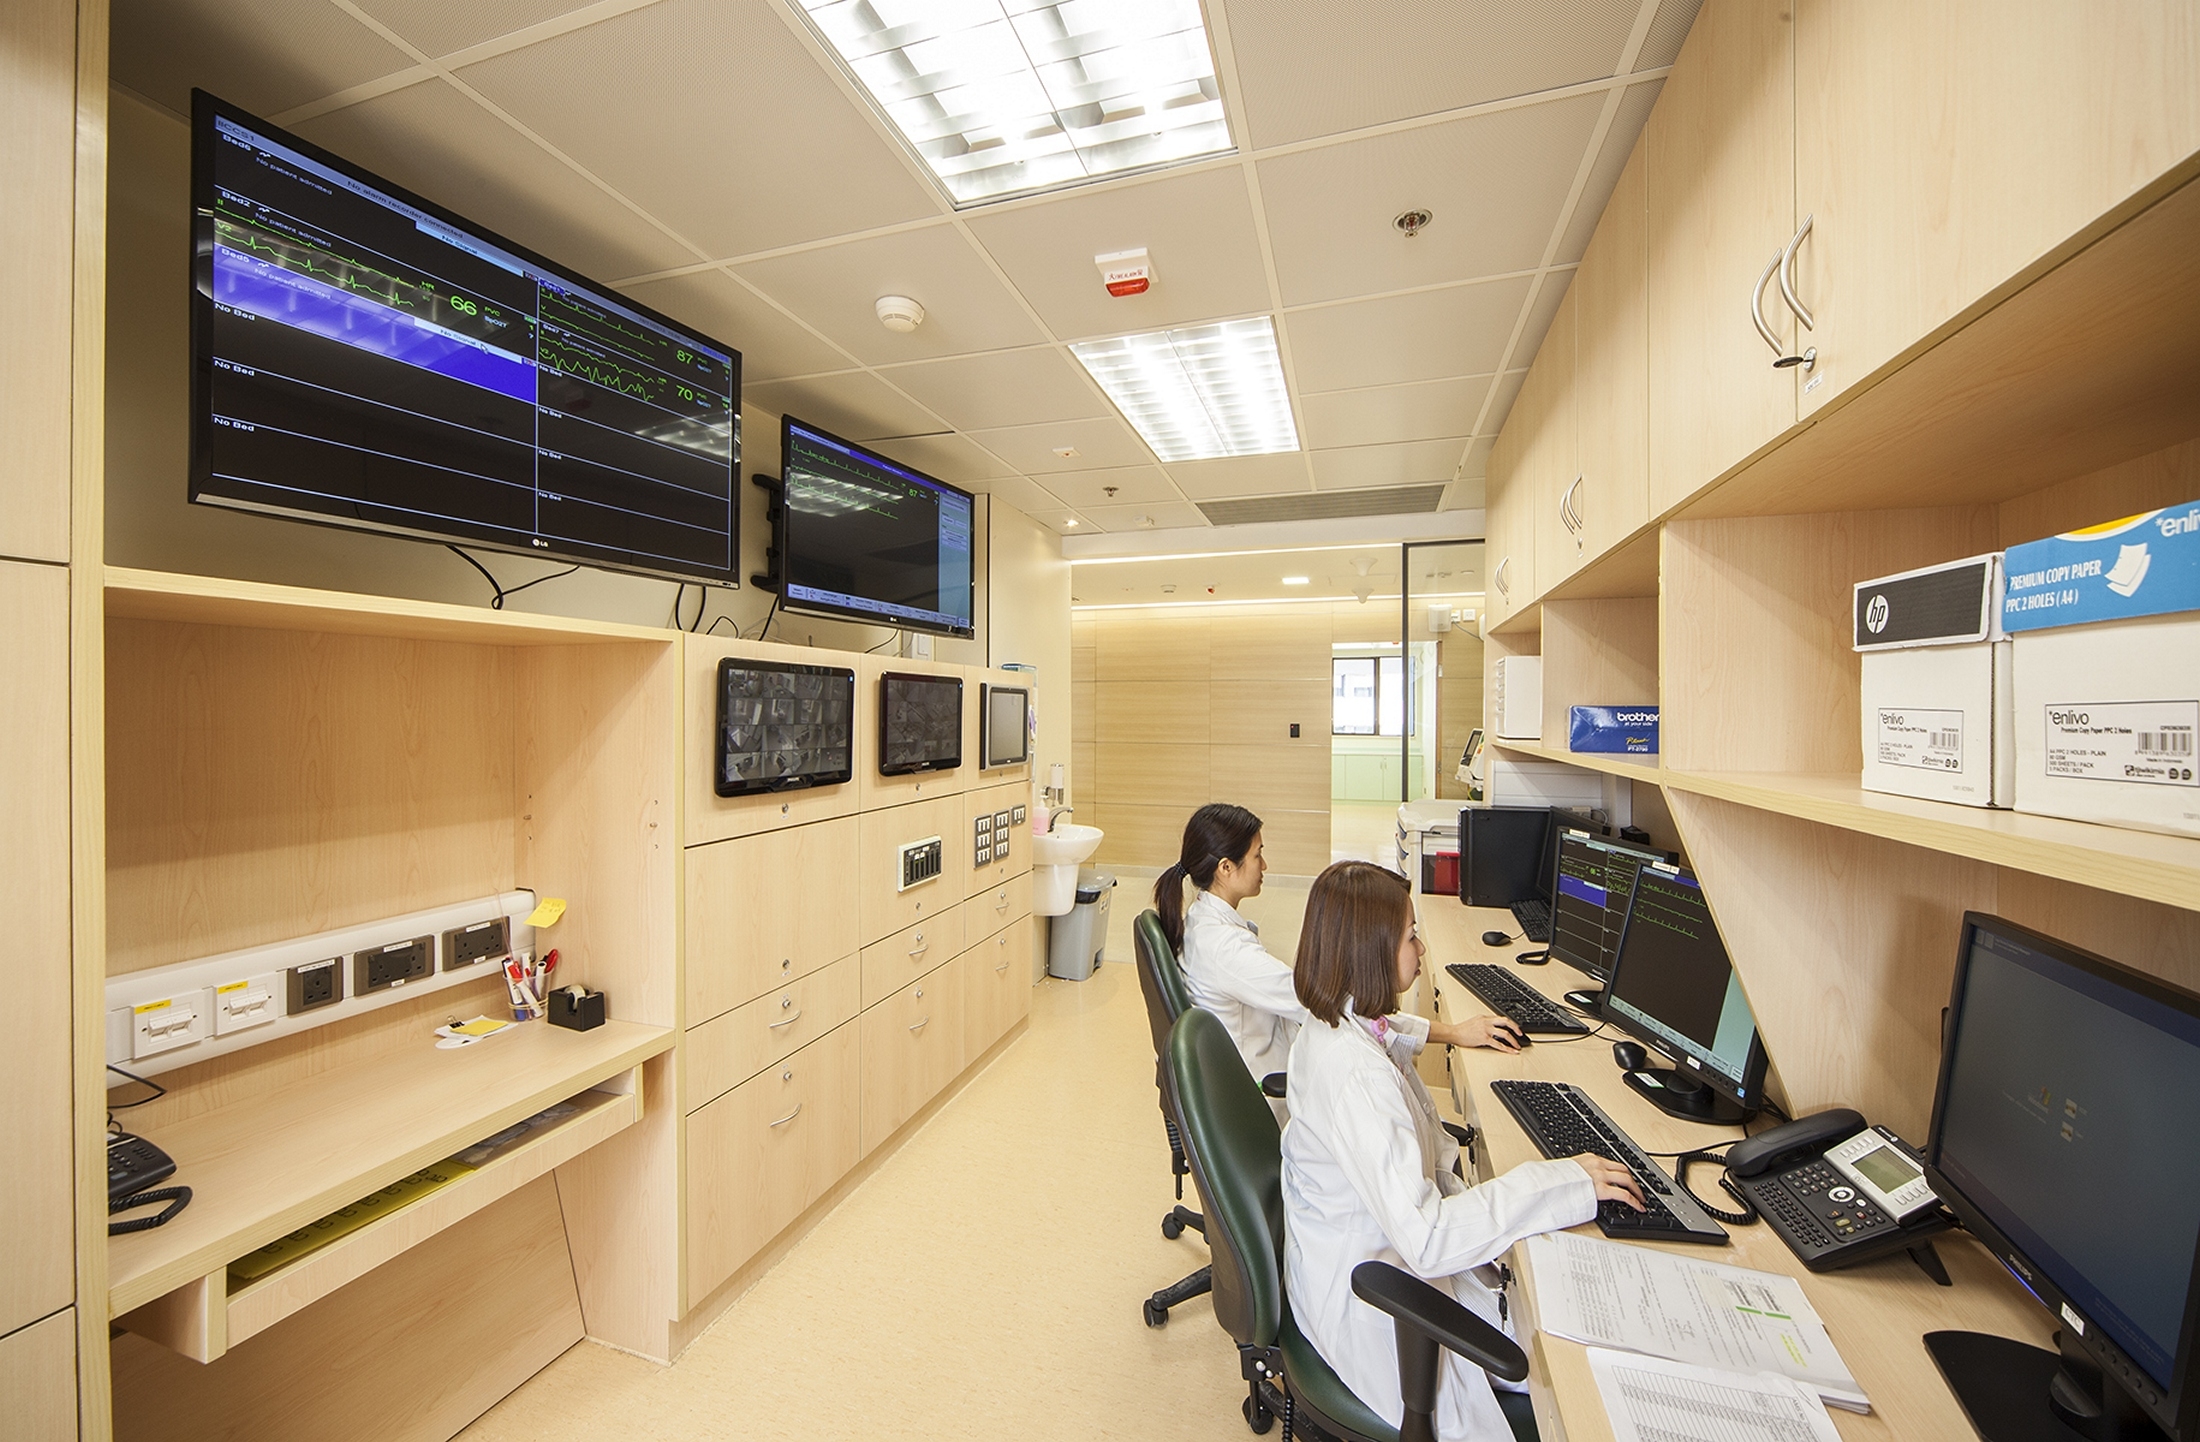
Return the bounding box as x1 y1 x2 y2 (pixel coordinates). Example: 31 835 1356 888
1721 1108 1953 1278
109 1131 191 1236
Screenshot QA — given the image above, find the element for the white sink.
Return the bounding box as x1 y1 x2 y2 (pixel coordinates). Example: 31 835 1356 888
1030 822 1103 868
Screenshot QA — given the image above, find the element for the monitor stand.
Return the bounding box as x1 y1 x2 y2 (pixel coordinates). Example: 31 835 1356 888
1563 989 1603 1013
1926 1330 2166 1442
1621 1065 1751 1126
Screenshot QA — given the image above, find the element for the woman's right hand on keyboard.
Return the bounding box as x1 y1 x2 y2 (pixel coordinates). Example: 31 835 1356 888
1571 1155 1646 1211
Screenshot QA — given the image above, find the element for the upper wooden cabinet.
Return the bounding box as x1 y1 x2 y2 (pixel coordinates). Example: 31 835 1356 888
1527 285 1580 590
1483 386 1538 629
1792 0 2200 417
1647 0 1799 514
1569 133 1652 564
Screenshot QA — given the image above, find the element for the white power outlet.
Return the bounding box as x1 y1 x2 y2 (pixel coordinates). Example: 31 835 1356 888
213 972 283 1036
130 990 212 1059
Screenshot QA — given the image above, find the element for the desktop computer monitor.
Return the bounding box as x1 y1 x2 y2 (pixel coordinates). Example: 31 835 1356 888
1547 830 1669 985
1922 913 2200 1440
1534 806 1608 916
1601 863 1768 1124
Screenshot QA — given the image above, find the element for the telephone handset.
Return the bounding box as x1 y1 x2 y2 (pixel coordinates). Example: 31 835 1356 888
1722 1109 1953 1276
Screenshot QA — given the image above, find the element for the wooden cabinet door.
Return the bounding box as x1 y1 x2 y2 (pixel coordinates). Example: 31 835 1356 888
684 815 859 1025
860 965 966 1155
684 1020 862 1302
1572 134 1652 557
858 903 964 1007
961 916 1034 1062
683 954 861 1112
965 870 1031 947
1483 395 1538 628
1647 0 1798 514
1529 285 1582 589
856 793 966 945
1793 0 2200 416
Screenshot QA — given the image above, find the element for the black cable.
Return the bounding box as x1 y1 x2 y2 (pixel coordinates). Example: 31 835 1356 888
499 563 580 603
447 544 576 611
669 582 687 629
865 628 901 654
110 1186 192 1235
704 615 738 637
687 584 708 632
106 1063 166 1109
751 592 781 640
1674 1148 1759 1226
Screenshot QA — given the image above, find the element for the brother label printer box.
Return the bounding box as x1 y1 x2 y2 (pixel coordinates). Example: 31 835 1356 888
1853 553 2011 808
2002 503 2200 838
1568 705 1659 755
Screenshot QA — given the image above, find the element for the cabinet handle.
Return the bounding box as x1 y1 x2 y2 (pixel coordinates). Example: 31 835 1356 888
995 892 1009 912
1494 556 1510 599
995 957 1010 973
1751 247 1786 358
767 1010 803 1029
907 933 928 956
1777 214 1817 333
769 1103 803 1127
1751 222 1818 372
1560 475 1584 534
909 1016 930 1032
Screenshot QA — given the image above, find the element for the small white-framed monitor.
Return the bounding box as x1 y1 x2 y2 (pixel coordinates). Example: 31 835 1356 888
981 683 1029 769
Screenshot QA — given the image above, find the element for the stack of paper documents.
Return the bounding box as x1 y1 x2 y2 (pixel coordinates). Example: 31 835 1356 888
1585 1351 1844 1442
1524 1232 1869 1413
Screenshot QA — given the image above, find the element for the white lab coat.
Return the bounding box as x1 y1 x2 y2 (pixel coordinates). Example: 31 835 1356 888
1179 889 1430 1117
1282 1007 1596 1441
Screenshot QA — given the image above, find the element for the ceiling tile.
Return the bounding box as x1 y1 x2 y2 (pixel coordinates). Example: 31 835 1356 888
1220 0 1640 149
455 0 940 257
1038 466 1182 509
736 226 1047 367
111 0 415 117
1300 375 1495 449
965 473 1082 525
1310 437 1474 492
615 267 849 383
865 433 1017 486
1081 501 1211 533
1478 370 1530 437
291 79 697 286
1165 452 1314 499
1256 91 1606 306
744 372 945 443
350 0 601 57
1440 476 1488 510
1285 277 1531 392
1458 435 1497 478
1557 80 1662 260
964 166 1272 340
965 416 1155 474
877 347 1107 433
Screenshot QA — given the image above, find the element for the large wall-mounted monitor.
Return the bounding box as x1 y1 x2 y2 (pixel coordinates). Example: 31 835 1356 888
780 417 975 638
190 91 741 585
880 672 963 776
714 658 854 797
980 684 1029 769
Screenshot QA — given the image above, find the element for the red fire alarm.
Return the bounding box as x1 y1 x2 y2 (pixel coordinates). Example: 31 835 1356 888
1096 248 1153 297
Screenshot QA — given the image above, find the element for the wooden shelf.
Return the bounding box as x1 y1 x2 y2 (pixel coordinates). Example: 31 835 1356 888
1489 737 1662 782
1663 770 2200 912
105 566 673 646
107 1018 672 1320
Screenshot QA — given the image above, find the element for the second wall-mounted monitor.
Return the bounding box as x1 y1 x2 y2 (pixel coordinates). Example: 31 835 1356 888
880 671 963 776
781 417 976 638
980 684 1029 769
715 658 854 797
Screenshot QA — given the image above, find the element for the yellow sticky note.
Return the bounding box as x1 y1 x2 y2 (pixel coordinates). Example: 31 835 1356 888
451 1017 510 1037
525 897 567 928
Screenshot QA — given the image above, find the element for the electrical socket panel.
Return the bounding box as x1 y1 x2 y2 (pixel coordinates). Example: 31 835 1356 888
354 935 435 994
213 972 283 1036
128 990 212 1059
288 957 343 1014
443 916 509 971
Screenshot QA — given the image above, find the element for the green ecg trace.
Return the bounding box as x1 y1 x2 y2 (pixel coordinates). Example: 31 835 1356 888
215 208 509 348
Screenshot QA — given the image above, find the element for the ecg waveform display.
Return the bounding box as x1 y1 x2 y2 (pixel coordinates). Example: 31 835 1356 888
191 96 740 584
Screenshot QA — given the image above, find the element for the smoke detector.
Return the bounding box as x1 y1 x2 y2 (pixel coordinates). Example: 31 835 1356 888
1393 209 1433 238
875 295 925 332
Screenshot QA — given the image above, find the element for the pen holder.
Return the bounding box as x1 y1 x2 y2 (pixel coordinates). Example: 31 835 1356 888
549 989 605 1032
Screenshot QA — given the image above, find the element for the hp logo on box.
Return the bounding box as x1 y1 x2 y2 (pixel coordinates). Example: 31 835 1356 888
1865 594 1890 633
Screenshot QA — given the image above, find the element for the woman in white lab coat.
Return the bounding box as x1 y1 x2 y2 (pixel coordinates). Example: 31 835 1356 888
1154 805 1522 1115
1281 861 1645 1441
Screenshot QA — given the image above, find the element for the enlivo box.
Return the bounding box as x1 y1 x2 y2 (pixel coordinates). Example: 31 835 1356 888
2002 503 2200 838
1568 705 1659 755
1852 554 2011 808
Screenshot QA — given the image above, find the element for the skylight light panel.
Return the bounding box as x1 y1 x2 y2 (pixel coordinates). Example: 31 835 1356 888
800 0 1232 205
1071 318 1300 463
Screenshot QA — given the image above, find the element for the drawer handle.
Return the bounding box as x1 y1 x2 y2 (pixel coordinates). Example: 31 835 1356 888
995 959 1010 973
995 891 1009 911
908 933 928 956
909 1016 930 1032
769 1103 803 1127
767 1009 803 1030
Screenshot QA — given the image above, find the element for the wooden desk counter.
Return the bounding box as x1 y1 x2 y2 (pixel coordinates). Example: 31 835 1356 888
1418 896 2053 1441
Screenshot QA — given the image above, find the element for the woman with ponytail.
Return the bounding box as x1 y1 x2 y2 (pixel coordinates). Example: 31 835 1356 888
1155 805 1522 1117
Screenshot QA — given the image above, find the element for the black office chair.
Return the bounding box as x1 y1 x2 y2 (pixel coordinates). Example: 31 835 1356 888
1133 907 1214 1327
1166 1006 1538 1442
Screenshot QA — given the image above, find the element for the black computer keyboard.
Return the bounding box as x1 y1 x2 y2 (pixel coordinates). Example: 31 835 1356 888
1446 963 1590 1035
1510 899 1552 942
1488 1079 1729 1244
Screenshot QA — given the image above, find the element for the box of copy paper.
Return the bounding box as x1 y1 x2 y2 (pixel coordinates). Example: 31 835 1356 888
1852 554 2011 808
2003 502 2200 838
1568 705 1659 755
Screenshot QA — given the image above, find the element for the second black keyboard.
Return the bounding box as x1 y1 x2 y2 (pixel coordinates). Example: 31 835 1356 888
1488 1079 1729 1244
1509 898 1552 942
1446 963 1590 1035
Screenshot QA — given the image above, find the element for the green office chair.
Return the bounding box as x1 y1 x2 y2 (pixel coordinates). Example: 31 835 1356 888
1166 1006 1538 1442
1133 908 1213 1326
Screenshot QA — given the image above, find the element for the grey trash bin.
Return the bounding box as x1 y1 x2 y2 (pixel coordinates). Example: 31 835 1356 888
1046 873 1116 981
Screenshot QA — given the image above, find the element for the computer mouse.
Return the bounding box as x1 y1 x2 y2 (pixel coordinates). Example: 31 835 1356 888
1612 1040 1648 1073
1481 930 1511 946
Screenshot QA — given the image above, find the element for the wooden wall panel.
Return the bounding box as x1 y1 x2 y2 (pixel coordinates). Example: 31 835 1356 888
1095 615 1209 680
0 1309 76 1441
1209 613 1331 680
1997 434 2200 548
1093 679 1211 744
0 0 78 565
1539 597 1658 746
1211 679 1328 745
1087 802 1193 870
1258 809 1334 879
1996 875 2200 998
1092 742 1210 808
1212 743 1329 810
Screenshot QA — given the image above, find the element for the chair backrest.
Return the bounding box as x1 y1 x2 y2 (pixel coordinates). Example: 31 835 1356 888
1133 908 1193 1065
1166 1007 1284 1351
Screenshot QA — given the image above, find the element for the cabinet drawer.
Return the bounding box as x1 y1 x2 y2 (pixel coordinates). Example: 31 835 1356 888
963 783 1030 897
684 1021 862 1302
686 816 859 1024
857 794 965 945
859 904 964 1008
860 967 966 1155
965 870 1032 946
961 916 1033 1061
684 954 860 1111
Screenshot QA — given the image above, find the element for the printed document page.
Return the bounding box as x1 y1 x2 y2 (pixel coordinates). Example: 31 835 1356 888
1525 1232 1868 1412
1587 1349 1844 1442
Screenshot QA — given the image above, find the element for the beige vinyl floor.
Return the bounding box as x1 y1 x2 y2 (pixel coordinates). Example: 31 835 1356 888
459 879 1318 1442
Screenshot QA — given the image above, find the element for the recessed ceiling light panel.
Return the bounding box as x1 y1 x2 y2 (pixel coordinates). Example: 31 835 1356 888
1070 317 1299 462
799 0 1233 206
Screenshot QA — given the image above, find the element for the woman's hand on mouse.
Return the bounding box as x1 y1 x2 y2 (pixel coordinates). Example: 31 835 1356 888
1432 1014 1525 1053
1571 1155 1646 1211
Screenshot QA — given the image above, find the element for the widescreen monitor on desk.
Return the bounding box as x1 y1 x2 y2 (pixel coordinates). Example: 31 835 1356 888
1547 829 1668 988
1602 863 1768 1125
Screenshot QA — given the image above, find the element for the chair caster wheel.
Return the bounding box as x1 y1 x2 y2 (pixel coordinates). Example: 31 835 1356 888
1163 1214 1185 1240
1243 1395 1274 1434
1143 1298 1168 1328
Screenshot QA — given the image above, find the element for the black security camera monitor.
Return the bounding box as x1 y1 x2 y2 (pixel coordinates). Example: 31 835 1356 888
780 417 976 638
714 658 854 797
879 671 962 776
980 683 1029 769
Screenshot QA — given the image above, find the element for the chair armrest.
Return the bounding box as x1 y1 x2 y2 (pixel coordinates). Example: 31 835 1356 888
1440 1120 1475 1150
1351 1261 1528 1383
1261 1072 1287 1099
